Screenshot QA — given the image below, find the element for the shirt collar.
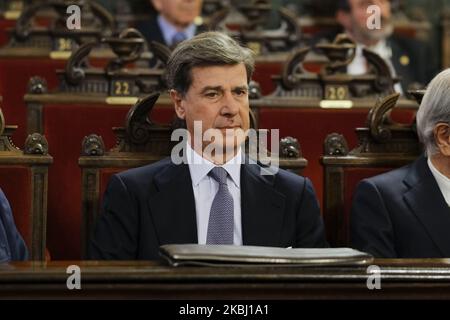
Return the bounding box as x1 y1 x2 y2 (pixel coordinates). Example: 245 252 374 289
428 157 450 206
352 38 391 58
157 14 196 46
186 142 242 189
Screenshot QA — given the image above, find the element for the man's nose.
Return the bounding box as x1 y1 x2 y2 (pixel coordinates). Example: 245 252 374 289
220 91 240 116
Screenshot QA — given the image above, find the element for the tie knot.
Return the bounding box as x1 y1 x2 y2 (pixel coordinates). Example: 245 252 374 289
172 31 187 46
209 167 228 185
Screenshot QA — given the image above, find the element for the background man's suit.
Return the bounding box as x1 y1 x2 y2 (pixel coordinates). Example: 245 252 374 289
136 17 166 46
387 35 436 91
351 156 450 258
0 188 28 262
89 158 328 260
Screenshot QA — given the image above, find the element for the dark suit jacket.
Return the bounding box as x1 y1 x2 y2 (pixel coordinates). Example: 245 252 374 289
387 35 436 92
89 158 328 260
0 188 28 263
351 156 450 258
135 16 166 46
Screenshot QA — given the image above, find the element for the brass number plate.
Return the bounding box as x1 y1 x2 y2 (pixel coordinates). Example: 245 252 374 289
325 85 349 100
110 80 133 96
247 42 261 56
54 38 73 52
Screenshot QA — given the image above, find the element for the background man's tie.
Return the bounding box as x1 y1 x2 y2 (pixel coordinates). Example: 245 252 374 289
171 31 187 47
206 167 234 244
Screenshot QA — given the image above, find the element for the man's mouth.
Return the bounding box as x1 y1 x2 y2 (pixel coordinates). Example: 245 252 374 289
217 126 241 129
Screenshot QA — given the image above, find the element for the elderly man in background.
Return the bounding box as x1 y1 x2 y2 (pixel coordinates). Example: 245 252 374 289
351 68 450 258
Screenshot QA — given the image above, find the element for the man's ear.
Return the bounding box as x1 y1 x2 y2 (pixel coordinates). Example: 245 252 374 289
170 89 186 120
434 123 450 156
336 10 351 30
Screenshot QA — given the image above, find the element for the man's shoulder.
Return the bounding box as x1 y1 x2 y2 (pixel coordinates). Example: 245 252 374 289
359 159 417 190
135 16 165 44
115 157 174 183
276 166 308 185
390 34 428 54
245 161 310 190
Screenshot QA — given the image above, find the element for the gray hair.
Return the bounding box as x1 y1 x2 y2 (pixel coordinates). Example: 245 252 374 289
416 68 450 155
165 31 255 96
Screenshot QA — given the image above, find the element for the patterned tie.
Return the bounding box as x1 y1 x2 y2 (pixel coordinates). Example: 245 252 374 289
206 167 234 244
171 31 187 47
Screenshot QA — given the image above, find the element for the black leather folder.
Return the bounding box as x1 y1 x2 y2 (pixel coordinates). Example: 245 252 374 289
159 244 373 267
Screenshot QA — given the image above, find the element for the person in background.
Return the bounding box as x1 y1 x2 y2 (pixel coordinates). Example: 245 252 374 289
136 0 205 48
0 188 28 262
331 0 437 93
351 68 450 258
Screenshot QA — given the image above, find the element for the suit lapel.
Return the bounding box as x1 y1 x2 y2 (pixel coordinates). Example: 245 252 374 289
403 157 450 256
241 163 286 246
388 37 402 73
148 163 198 246
388 36 412 92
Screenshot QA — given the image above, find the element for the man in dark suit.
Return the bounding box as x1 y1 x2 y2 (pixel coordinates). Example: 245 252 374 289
0 188 28 262
331 0 437 93
136 0 204 48
351 68 450 258
89 31 328 260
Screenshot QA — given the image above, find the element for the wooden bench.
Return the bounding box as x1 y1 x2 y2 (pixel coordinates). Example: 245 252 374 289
321 92 423 247
0 98 52 260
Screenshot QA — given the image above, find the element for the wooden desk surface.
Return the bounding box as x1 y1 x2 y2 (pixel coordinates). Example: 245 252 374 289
24 92 173 106
1 260 450 299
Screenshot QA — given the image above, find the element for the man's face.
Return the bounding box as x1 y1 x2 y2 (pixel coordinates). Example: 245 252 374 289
171 64 250 162
152 0 202 29
347 0 393 42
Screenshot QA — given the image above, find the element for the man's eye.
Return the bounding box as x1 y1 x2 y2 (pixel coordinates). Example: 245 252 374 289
234 89 248 96
205 92 219 98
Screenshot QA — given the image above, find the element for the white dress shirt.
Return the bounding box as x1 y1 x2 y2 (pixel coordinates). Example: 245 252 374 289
428 157 450 206
186 143 243 245
157 15 196 46
347 39 403 94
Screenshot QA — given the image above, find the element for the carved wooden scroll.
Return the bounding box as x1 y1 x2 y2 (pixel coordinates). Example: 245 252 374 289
270 34 398 100
280 136 302 158
79 92 172 155
323 133 349 156
9 0 114 50
59 28 169 96
207 1 301 54
349 93 421 155
81 134 105 156
0 106 49 155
